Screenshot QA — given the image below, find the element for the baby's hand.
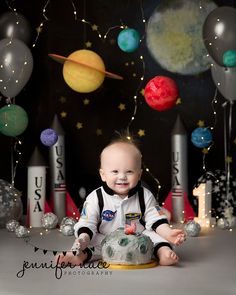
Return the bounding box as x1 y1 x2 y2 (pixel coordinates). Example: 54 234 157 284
71 233 90 255
167 229 186 246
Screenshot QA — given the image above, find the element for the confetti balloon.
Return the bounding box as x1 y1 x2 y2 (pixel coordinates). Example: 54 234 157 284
6 219 20 232
0 179 23 228
41 213 58 229
40 128 58 146
117 28 140 53
184 220 201 237
217 217 229 229
0 104 28 137
144 76 179 111
60 216 77 227
15 225 30 238
191 127 213 148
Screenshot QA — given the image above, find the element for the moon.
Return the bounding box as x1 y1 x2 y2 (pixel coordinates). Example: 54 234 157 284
146 0 217 75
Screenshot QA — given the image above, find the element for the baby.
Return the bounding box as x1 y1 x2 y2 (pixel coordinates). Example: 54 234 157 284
57 137 185 266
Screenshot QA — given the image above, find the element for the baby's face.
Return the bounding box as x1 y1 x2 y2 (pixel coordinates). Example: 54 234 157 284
99 143 142 197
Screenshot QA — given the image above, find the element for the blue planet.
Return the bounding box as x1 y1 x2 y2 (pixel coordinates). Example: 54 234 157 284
191 127 213 148
117 28 140 53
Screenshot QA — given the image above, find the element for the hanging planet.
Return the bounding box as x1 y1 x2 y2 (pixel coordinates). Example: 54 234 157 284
49 49 123 93
146 0 217 75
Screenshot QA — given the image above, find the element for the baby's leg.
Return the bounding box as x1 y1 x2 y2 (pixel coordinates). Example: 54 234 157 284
155 244 179 266
143 229 179 266
56 249 89 266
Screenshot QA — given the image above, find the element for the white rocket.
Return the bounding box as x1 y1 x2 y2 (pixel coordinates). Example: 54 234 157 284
49 115 66 222
171 115 188 223
27 146 47 227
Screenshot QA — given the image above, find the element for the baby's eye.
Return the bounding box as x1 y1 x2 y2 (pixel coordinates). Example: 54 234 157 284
126 170 134 174
111 170 118 174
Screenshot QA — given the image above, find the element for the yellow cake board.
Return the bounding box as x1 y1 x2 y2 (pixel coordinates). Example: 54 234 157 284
107 260 158 270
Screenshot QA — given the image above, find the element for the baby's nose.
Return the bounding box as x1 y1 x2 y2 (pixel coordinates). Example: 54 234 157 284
118 173 127 180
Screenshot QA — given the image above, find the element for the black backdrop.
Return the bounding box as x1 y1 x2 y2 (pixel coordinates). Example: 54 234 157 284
0 0 235 213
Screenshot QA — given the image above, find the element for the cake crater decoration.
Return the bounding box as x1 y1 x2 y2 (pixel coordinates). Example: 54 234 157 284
101 228 154 266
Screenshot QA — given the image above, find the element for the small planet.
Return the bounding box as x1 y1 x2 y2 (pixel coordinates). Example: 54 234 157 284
146 0 217 75
49 49 123 93
191 127 213 148
40 128 58 147
117 28 140 53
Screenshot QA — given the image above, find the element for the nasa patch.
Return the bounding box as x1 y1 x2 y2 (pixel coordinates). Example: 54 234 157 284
102 210 117 221
155 205 165 215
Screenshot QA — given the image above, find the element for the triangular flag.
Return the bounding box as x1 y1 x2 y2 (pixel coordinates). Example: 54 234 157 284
43 249 48 255
34 247 39 252
62 251 67 256
53 251 57 256
72 251 77 256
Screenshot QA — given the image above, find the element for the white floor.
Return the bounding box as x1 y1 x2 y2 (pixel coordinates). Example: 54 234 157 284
0 226 235 295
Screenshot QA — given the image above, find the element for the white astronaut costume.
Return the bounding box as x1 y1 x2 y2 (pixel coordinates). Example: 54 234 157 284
74 182 172 261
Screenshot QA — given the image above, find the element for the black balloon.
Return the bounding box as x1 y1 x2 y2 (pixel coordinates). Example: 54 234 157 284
203 6 236 66
0 12 32 45
211 61 236 101
0 38 33 98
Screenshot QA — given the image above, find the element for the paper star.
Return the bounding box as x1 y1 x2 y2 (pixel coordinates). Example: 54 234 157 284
137 129 145 137
197 120 205 127
91 24 98 31
85 41 92 48
226 156 232 163
202 148 209 154
36 26 43 34
96 129 103 136
118 103 126 111
83 98 90 105
140 88 144 96
59 96 66 103
176 98 182 105
60 111 67 118
125 62 129 66
76 122 83 129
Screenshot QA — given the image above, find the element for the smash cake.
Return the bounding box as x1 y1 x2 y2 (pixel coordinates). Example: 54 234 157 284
101 228 157 269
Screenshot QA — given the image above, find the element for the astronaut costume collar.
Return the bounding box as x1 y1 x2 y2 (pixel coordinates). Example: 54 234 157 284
101 181 141 198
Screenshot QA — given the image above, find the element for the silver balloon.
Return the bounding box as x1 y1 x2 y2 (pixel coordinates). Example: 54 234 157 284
15 225 30 238
41 213 58 229
60 217 77 227
203 6 236 66
60 224 74 236
184 220 201 237
211 61 236 101
0 179 23 228
0 38 33 98
0 12 32 45
6 219 20 232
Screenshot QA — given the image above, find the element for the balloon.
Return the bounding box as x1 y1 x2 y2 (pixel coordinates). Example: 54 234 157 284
0 11 32 44
203 6 236 66
211 61 236 101
191 127 212 148
0 179 23 228
0 104 29 137
117 28 140 53
0 38 33 98
144 76 179 111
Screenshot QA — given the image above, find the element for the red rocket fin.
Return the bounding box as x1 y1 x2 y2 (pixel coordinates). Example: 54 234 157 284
45 201 52 213
163 191 195 222
66 192 80 221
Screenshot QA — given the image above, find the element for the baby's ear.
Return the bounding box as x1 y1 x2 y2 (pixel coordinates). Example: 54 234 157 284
99 169 105 181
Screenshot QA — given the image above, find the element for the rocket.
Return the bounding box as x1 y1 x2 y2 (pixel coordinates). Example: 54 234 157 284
27 146 47 227
163 115 195 223
49 115 66 222
171 115 187 222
